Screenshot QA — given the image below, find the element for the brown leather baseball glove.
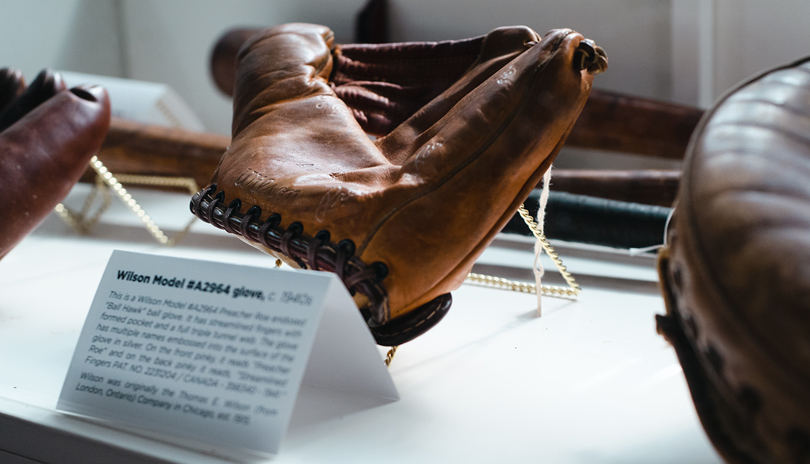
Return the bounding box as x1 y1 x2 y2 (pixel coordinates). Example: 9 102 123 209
657 56 810 464
192 23 606 345
0 69 111 259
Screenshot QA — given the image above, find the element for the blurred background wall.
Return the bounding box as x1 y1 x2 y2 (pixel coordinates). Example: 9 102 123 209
0 0 808 167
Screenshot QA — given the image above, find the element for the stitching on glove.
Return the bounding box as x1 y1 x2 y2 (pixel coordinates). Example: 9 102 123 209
191 185 390 324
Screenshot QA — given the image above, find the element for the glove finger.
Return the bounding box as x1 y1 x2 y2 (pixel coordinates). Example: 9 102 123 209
0 68 26 115
203 23 396 322
362 29 604 315
0 85 110 258
221 23 385 184
0 69 66 132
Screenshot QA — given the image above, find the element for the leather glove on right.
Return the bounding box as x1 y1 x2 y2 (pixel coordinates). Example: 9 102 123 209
192 23 607 345
657 56 810 464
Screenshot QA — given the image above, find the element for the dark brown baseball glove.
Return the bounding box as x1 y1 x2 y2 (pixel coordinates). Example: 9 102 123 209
192 23 606 345
0 69 111 259
657 56 810 464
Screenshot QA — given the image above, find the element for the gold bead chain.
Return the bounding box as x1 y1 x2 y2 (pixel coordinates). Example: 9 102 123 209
465 272 579 298
462 204 580 299
516 203 581 296
54 174 112 234
384 346 398 367
56 156 199 247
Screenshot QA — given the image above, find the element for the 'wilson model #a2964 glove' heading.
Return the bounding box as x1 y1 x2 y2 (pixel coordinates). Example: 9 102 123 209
191 23 607 345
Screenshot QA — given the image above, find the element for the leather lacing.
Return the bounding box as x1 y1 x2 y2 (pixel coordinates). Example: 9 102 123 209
190 184 390 326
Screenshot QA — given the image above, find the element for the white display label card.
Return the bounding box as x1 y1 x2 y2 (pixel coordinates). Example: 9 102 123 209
57 250 398 456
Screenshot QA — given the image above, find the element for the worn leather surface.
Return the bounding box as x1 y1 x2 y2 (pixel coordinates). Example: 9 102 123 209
0 69 111 259
0 69 65 132
330 34 497 137
658 57 810 464
208 23 606 328
0 68 25 116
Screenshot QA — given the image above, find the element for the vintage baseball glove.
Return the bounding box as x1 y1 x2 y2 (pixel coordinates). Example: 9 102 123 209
657 56 810 464
0 68 110 259
191 23 607 345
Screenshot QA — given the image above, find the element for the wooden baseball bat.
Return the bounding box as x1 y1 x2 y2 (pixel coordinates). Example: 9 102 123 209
84 117 229 190
547 169 679 206
87 117 680 206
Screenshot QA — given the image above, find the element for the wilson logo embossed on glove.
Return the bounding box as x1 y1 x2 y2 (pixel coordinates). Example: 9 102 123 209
191 23 607 345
